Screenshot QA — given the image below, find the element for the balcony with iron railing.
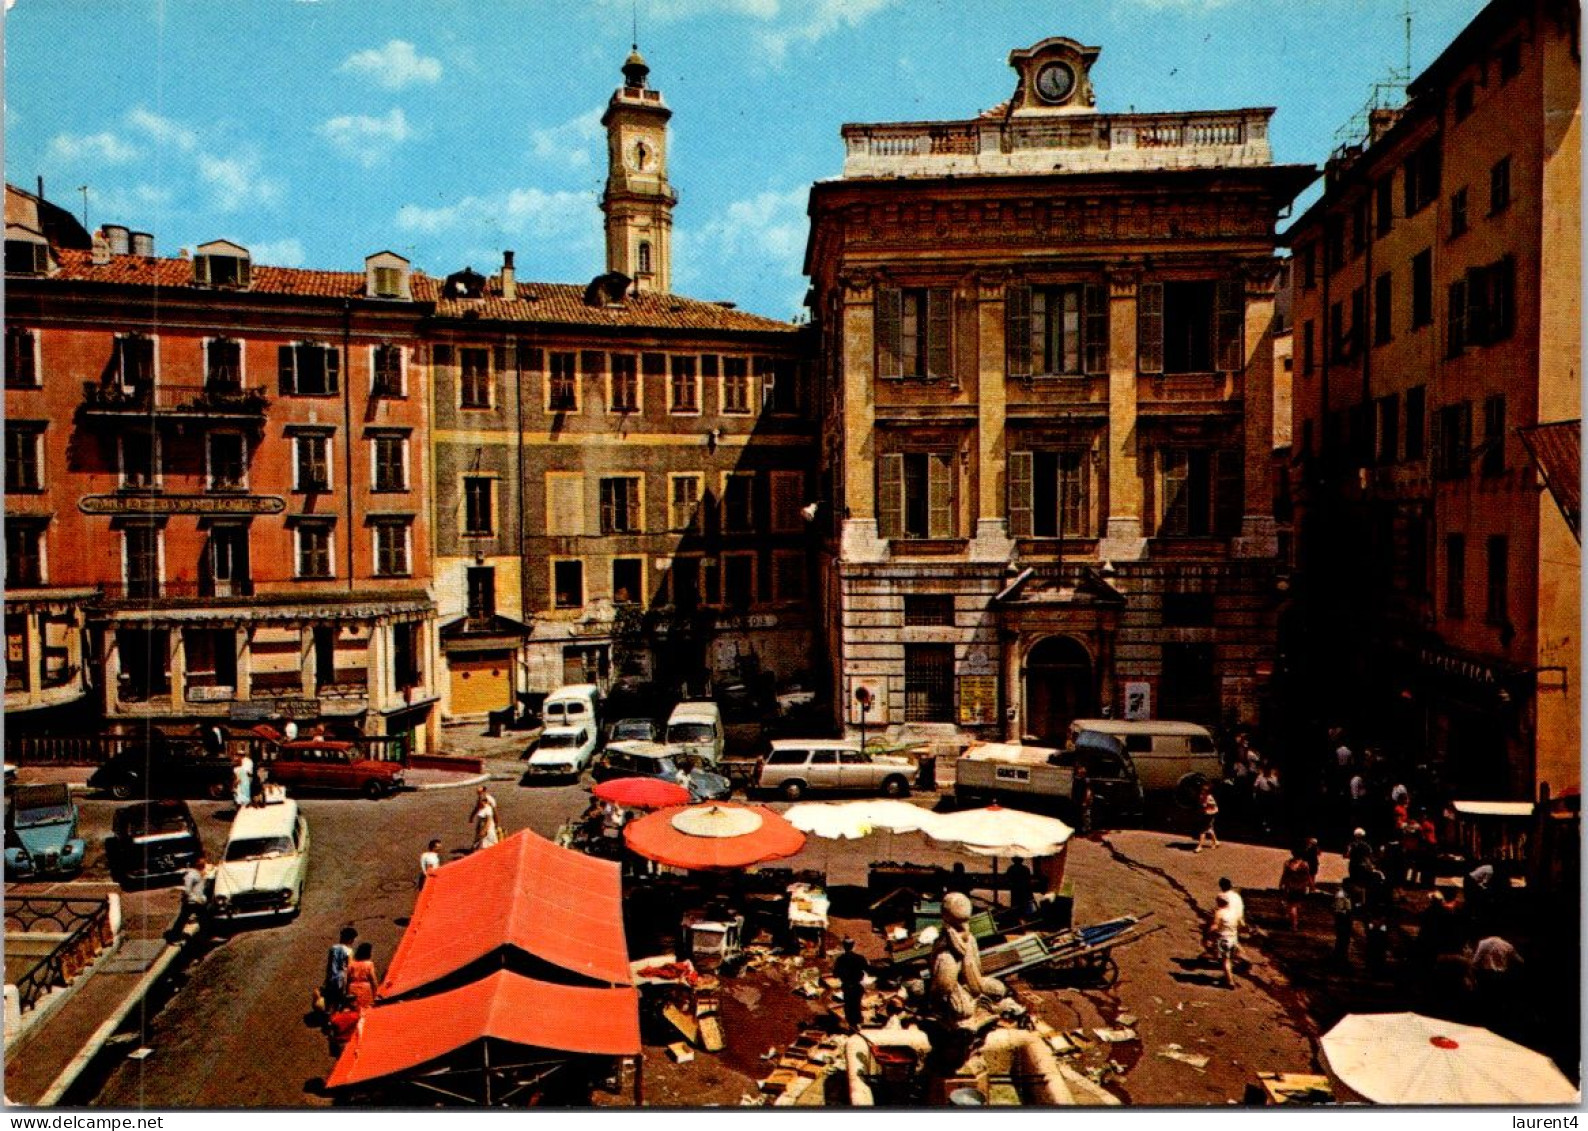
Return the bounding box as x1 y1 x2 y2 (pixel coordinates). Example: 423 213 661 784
80 380 270 421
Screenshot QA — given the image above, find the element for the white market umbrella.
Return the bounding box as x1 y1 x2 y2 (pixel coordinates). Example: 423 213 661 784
1320 1012 1580 1105
927 805 1073 858
784 800 942 840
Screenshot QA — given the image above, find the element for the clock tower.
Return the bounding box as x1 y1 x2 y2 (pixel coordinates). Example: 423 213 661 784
601 47 676 295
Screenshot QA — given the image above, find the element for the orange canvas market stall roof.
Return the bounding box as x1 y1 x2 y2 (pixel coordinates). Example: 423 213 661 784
326 971 641 1092
623 802 806 870
381 829 631 999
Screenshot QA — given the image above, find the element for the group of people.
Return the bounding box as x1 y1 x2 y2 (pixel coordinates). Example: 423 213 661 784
321 925 382 1056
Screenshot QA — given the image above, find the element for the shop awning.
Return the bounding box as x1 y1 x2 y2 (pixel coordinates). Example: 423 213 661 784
1518 420 1581 542
380 829 631 999
326 971 640 1091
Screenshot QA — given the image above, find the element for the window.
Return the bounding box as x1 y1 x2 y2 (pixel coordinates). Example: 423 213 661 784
1373 272 1393 345
552 560 584 609
1161 643 1218 721
1348 285 1366 358
904 595 954 626
722 473 754 534
392 621 422 692
903 644 954 723
373 520 412 577
1433 401 1473 478
124 525 162 599
879 452 956 540
206 338 242 389
1158 448 1241 538
1298 244 1317 290
610 354 639 413
1454 80 1475 122
1138 279 1242 374
1489 157 1512 214
877 286 951 380
6 522 43 586
1375 176 1394 237
599 476 642 534
5 238 47 275
293 433 331 492
637 241 653 276
1008 449 1090 538
722 552 754 611
1403 140 1441 215
1163 591 1215 627
184 629 238 697
372 265 403 299
546 352 578 412
1452 258 1516 352
373 344 404 396
460 348 492 409
5 424 43 492
1485 536 1508 625
115 334 156 388
204 525 250 598
372 434 408 492
1450 188 1469 238
1411 249 1433 329
669 356 699 413
194 251 250 289
722 357 751 413
463 477 495 535
278 342 338 395
1006 283 1106 377
1404 386 1426 461
772 550 805 603
295 524 333 579
1481 394 1506 477
1445 534 1466 618
1375 395 1400 464
763 357 796 414
769 470 804 534
1351 197 1369 257
1498 39 1522 82
612 558 643 605
1301 320 1315 376
466 566 496 621
206 432 246 492
669 556 700 611
6 327 38 388
669 474 703 533
1324 217 1346 275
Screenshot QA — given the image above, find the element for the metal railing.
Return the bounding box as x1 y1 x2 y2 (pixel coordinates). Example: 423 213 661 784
4 896 114 1014
80 381 270 416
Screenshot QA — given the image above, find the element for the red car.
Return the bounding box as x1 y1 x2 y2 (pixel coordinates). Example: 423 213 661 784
263 741 405 799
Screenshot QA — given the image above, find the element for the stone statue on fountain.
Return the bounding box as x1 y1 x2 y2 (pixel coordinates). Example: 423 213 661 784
928 892 1012 1028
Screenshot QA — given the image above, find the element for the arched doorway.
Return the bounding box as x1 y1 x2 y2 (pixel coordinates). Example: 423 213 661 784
1023 635 1096 745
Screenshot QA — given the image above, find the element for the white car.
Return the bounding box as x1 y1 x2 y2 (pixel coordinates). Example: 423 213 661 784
211 796 309 922
523 725 599 779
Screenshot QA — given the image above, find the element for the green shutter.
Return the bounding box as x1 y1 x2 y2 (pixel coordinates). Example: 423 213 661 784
278 344 296 394
1006 285 1032 378
878 454 904 540
1137 281 1164 374
1083 283 1108 375
876 287 902 380
1214 449 1243 535
1215 278 1243 372
927 287 952 380
1008 450 1033 537
928 453 955 538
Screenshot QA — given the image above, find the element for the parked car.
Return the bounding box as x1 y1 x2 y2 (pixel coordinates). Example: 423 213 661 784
110 799 203 886
665 701 725 767
522 725 599 779
261 742 405 799
5 783 87 879
1066 719 1221 804
88 739 232 801
593 740 732 802
211 796 309 922
754 739 919 801
607 717 661 745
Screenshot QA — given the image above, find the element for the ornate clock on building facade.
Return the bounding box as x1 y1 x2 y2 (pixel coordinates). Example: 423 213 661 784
1034 60 1076 105
1009 37 1100 114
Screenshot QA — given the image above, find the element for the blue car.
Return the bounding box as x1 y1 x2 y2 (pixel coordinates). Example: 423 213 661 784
6 783 87 879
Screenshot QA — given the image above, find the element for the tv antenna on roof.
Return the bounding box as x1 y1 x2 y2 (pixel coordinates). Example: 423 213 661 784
632 0 639 51
77 185 89 231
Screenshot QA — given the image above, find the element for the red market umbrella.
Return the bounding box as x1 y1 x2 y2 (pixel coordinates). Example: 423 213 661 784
592 776 690 810
623 803 806 871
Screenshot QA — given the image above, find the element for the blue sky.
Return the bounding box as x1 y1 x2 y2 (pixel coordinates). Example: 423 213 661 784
6 0 1486 321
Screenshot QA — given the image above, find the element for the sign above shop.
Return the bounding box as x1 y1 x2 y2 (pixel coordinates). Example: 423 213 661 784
81 494 286 516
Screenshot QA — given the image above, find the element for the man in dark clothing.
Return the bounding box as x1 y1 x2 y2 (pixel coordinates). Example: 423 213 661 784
1070 766 1093 835
1005 858 1035 919
832 937 868 1032
324 926 358 1012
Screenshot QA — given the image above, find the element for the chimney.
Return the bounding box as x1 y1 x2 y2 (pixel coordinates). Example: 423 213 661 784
91 231 111 265
501 250 516 302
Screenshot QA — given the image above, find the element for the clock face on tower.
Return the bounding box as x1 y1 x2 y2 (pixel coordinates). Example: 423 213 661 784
1034 60 1076 105
629 139 653 172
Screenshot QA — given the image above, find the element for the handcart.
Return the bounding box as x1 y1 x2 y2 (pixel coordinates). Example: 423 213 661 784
980 913 1163 988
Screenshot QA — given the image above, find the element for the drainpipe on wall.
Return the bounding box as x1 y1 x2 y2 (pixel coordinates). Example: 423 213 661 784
342 299 356 592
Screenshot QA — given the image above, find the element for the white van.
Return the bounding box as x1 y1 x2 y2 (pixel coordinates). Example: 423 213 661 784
1066 719 1221 802
543 683 601 733
664 701 724 767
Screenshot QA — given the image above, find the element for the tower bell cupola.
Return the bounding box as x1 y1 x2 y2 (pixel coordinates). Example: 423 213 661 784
601 47 675 294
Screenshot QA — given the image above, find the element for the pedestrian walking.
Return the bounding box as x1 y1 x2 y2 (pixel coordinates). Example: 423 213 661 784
417 838 443 888
832 937 868 1031
249 756 269 807
1205 892 1242 988
1005 857 1035 918
1331 886 1355 967
347 942 380 1013
323 926 358 1013
1280 847 1312 930
1194 782 1219 852
231 750 253 810
201 721 226 758
1252 762 1280 835
168 852 212 941
1302 837 1322 892
1070 765 1093 835
470 786 500 852
1217 876 1245 927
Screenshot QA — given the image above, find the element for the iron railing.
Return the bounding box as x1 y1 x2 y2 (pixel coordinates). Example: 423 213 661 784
4 896 114 1014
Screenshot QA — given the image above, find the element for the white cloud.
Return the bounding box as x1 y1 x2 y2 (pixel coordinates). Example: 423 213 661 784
247 237 306 266
339 39 443 90
126 107 198 152
197 151 283 213
695 184 808 260
529 108 604 173
87 183 174 220
46 131 140 165
756 0 894 61
318 108 415 167
396 187 593 241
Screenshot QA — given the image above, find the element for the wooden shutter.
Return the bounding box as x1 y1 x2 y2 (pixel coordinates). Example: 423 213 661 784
1214 279 1243 371
1160 449 1188 535
928 453 955 538
1430 407 1445 476
927 288 952 380
878 454 904 540
1137 282 1164 374
324 346 340 394
1447 280 1466 355
1214 449 1243 535
1005 285 1032 378
1007 450 1033 537
1457 401 1473 473
278 344 296 394
194 256 210 287
876 288 903 380
547 477 585 536
493 344 509 375
1083 283 1108 375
